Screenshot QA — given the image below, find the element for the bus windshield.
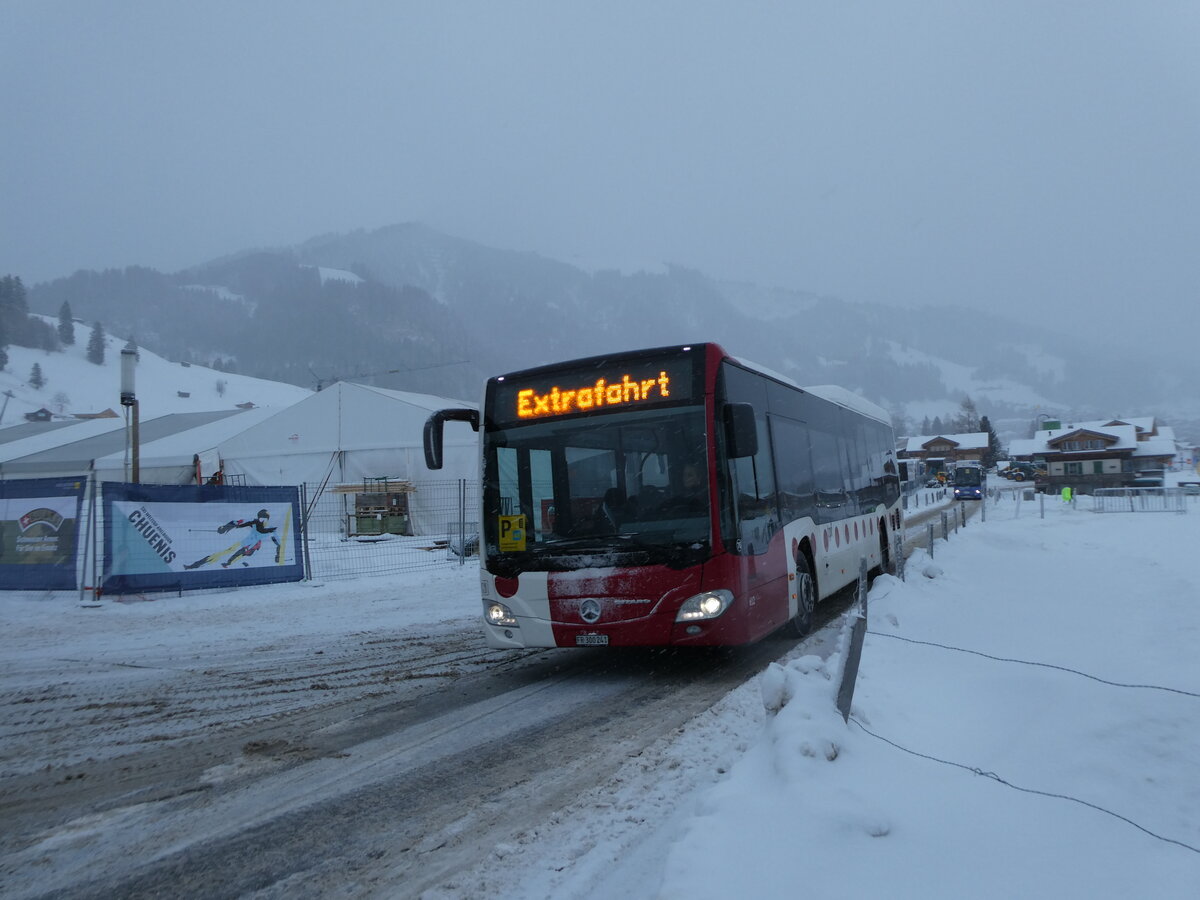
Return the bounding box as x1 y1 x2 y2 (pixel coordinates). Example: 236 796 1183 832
954 466 982 486
482 404 710 570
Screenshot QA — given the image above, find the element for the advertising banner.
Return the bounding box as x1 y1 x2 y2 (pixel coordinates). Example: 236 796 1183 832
0 477 87 590
102 484 304 593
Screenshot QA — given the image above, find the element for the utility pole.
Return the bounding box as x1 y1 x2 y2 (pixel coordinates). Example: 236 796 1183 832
0 389 13 426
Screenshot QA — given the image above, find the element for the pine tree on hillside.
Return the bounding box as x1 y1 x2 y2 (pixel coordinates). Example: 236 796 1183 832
0 275 30 346
57 301 75 345
0 275 29 316
29 362 45 390
86 321 106 364
931 416 945 434
979 416 1004 467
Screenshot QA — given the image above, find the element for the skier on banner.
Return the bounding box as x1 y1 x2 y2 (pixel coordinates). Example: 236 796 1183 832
184 509 279 569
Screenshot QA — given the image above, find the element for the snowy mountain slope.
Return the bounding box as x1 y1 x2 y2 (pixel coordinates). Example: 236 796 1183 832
24 224 1200 444
884 340 1060 418
0 318 311 428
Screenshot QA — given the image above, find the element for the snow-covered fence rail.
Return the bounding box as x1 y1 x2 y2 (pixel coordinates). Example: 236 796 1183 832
1091 487 1187 515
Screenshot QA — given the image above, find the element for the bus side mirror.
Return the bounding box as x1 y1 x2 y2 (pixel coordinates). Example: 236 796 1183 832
423 408 480 470
723 403 758 459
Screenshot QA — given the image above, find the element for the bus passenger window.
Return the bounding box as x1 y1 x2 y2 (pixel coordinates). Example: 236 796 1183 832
729 411 779 555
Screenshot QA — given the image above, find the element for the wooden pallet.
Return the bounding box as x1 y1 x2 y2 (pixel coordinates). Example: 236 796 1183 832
331 480 415 494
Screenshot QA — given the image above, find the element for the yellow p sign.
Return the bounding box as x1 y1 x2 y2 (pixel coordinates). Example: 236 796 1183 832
498 515 527 552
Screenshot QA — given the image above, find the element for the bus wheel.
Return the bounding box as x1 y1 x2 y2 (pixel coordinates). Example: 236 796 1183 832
787 554 816 638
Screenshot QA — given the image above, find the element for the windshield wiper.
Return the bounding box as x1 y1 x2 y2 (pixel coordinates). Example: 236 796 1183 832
540 532 654 551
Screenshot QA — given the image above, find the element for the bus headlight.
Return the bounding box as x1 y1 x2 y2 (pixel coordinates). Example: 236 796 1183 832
675 589 734 622
484 600 518 627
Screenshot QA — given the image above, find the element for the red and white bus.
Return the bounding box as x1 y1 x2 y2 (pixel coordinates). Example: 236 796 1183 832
424 343 902 648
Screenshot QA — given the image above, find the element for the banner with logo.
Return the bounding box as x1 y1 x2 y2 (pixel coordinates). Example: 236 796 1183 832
0 477 87 590
102 483 304 593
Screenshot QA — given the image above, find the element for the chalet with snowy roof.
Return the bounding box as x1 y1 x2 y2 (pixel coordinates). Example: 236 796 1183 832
1010 415 1177 493
899 432 989 476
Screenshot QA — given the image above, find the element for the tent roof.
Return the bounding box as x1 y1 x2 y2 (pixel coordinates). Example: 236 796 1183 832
345 381 478 411
0 409 247 475
0 419 86 446
0 417 128 464
91 406 284 471
217 381 477 459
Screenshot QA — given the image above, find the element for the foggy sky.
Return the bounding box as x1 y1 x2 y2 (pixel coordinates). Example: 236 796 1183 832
3 1 1198 352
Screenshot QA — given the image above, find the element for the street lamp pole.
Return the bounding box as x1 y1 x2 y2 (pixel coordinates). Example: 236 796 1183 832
120 346 139 483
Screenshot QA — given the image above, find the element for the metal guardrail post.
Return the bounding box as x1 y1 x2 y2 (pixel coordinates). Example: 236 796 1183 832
836 558 870 722
941 510 949 541
927 522 935 558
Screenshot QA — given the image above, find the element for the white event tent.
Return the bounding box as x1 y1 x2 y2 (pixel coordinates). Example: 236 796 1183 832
0 384 479 537
215 382 479 536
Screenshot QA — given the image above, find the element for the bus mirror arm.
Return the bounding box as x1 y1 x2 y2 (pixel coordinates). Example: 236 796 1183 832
723 403 758 459
423 408 480 470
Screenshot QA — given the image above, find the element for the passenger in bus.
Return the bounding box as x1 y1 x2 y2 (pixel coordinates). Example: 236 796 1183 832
661 463 706 515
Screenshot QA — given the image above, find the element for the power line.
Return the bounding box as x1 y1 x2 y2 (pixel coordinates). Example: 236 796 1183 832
848 715 1200 855
867 630 1200 698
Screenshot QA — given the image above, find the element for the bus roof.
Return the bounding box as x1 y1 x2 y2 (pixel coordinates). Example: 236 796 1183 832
728 359 891 427
803 384 892 426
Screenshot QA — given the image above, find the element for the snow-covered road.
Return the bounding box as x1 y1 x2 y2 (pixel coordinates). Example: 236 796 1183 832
1 573 851 899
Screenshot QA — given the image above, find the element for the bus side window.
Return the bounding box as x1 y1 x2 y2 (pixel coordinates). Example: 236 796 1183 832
728 409 779 555
808 425 846 524
769 415 815 524
718 362 782 555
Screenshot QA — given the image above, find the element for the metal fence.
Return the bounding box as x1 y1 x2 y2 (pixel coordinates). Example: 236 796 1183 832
302 478 481 580
1091 487 1188 515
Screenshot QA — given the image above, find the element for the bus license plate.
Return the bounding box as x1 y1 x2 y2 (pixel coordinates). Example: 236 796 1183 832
575 634 609 646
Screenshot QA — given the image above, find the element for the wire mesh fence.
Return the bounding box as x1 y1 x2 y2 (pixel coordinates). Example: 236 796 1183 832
301 478 481 580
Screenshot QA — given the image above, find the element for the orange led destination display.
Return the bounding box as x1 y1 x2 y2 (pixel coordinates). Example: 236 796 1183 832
491 352 699 427
517 371 671 419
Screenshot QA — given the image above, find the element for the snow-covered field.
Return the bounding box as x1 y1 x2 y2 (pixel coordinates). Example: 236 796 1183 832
3 489 1199 898
0 316 310 426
